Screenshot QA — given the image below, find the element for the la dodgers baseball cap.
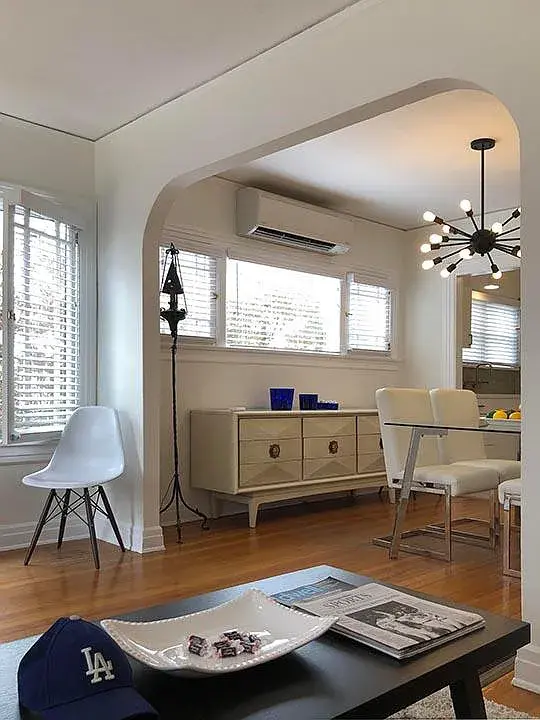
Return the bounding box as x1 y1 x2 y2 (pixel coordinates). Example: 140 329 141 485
18 615 158 719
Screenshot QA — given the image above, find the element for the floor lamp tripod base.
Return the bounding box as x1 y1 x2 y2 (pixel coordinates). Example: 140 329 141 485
159 336 209 543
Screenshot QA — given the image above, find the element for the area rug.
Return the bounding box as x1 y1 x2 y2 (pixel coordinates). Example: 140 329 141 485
390 687 533 719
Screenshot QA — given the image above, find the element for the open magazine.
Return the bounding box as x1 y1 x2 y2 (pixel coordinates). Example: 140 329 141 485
273 577 485 660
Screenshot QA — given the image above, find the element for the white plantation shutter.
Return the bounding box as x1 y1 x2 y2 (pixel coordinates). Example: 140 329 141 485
226 259 341 353
347 279 392 352
10 205 80 438
159 248 217 340
463 298 520 366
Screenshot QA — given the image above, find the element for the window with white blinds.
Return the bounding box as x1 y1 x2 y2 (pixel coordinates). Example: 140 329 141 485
8 206 80 439
159 248 217 340
225 259 341 353
462 297 520 367
347 279 392 353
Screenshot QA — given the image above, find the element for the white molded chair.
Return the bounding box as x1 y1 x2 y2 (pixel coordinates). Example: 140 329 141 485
22 406 125 569
429 388 521 482
374 388 500 561
498 478 521 577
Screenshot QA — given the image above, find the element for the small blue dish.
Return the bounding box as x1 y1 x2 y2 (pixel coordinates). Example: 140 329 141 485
299 393 318 410
317 401 339 410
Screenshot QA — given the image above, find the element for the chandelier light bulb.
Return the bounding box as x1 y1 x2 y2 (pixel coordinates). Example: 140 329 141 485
491 222 503 234
518 248 522 258
423 211 436 223
460 199 472 213
491 264 503 280
420 243 431 254
422 259 435 270
429 233 442 244
440 267 450 278
512 246 521 258
459 248 473 259
442 225 450 235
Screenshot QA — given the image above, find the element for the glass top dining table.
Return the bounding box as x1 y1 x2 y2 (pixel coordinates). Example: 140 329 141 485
383 420 521 559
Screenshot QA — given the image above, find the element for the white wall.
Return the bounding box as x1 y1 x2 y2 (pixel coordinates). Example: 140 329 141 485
94 0 540 690
0 117 94 551
159 177 406 522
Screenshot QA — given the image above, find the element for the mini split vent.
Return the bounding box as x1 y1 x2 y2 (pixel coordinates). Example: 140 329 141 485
236 187 350 255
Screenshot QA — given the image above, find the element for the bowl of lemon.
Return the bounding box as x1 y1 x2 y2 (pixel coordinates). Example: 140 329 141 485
486 409 521 420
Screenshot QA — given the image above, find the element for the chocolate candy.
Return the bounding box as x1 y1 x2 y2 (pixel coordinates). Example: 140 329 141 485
189 635 207 646
188 642 207 656
218 645 238 658
187 631 262 659
188 634 209 657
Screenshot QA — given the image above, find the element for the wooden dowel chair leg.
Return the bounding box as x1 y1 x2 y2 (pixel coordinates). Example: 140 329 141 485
24 490 56 566
57 489 71 549
98 486 125 552
84 488 100 570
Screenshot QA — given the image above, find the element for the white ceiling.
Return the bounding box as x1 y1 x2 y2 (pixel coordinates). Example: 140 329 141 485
0 0 357 140
223 90 520 230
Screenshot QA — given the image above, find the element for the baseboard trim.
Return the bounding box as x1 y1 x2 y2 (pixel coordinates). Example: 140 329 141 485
513 643 540 694
94 517 164 554
0 519 87 552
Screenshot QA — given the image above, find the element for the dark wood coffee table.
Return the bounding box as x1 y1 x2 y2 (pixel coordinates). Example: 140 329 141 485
2 566 530 719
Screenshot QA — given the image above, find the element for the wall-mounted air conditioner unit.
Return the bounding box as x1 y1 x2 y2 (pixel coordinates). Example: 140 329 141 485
236 187 351 255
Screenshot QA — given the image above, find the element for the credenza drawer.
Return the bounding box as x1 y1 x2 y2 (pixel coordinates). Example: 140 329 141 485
240 438 302 464
303 416 355 438
357 416 380 435
357 452 386 474
304 434 356 460
303 455 356 480
239 460 302 488
357 434 382 454
239 417 301 441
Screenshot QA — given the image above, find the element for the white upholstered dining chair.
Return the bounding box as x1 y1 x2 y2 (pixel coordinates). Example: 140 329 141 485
374 388 500 561
22 406 125 570
429 388 521 482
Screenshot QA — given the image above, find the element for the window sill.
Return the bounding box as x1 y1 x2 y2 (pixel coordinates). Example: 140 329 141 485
160 336 401 371
0 441 56 466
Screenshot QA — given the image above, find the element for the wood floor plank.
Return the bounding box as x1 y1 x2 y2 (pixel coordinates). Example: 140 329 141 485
1 493 536 715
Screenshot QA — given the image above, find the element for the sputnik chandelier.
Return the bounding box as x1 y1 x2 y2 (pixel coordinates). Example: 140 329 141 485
420 138 520 280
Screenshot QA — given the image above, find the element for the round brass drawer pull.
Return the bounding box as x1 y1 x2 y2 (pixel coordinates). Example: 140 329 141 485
269 443 281 459
328 440 339 455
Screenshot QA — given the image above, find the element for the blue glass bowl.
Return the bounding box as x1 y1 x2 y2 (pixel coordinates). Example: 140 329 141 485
270 388 295 411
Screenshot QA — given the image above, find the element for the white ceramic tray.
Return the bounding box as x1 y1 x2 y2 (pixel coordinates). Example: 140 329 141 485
101 589 337 677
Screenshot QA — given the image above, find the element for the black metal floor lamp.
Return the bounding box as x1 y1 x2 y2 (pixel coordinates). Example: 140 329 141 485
159 243 209 542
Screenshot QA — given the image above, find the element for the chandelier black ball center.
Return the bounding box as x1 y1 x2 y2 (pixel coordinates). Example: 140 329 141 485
471 228 497 255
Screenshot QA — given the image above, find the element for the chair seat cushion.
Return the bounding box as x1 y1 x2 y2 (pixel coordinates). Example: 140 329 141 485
454 459 521 482
498 478 522 504
395 463 499 496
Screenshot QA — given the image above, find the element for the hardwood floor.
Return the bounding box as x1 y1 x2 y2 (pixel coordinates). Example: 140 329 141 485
1 492 537 715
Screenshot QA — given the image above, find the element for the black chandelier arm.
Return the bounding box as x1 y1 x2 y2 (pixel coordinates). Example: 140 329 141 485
493 238 520 243
430 240 471 250
442 223 473 238
494 244 520 256
496 226 520 238
468 213 480 233
502 208 521 227
436 247 469 263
